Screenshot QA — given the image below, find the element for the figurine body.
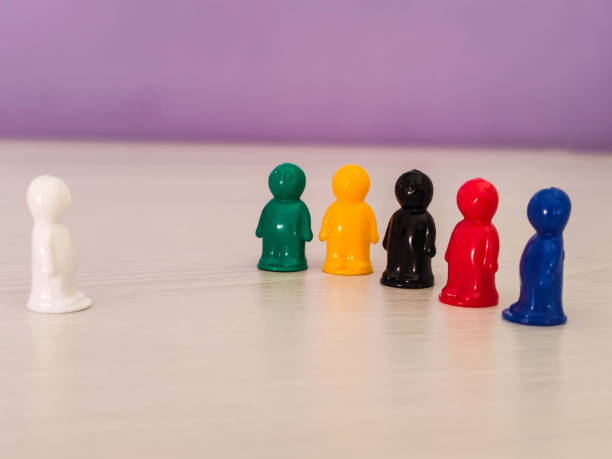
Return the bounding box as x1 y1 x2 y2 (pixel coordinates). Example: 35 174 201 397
439 178 499 307
381 170 436 288
27 176 92 313
503 188 571 326
256 163 313 271
319 164 378 275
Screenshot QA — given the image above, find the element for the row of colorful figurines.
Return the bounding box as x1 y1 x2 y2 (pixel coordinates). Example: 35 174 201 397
256 163 571 327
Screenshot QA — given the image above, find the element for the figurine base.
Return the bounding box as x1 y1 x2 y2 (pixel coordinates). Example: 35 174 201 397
502 307 567 326
258 262 307 272
322 266 372 276
27 293 92 314
439 292 498 308
380 276 433 289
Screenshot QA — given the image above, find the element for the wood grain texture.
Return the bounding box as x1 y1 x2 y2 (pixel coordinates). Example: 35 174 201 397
0 141 611 458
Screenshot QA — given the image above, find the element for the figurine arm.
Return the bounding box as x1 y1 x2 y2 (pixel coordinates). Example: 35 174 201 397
424 214 436 258
538 240 562 288
35 229 57 276
255 205 267 238
300 202 313 242
482 228 499 273
382 217 393 251
367 205 379 244
318 207 330 241
444 226 458 262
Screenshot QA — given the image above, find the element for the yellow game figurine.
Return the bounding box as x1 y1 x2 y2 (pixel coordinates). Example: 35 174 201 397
319 164 379 275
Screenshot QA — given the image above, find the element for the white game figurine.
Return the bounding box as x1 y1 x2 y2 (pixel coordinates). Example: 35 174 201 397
26 176 92 313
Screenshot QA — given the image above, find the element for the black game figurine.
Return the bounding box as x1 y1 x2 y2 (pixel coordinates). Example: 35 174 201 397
381 170 436 288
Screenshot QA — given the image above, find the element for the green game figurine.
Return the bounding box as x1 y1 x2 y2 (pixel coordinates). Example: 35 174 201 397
256 163 313 271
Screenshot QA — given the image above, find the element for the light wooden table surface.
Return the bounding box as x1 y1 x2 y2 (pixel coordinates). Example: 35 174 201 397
0 141 611 458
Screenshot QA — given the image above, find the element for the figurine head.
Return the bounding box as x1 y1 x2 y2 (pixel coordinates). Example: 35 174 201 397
457 178 498 222
332 164 370 202
27 175 72 223
395 170 433 210
527 187 571 236
268 163 306 201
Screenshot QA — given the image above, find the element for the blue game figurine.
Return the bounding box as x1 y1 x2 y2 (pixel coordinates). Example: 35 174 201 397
502 188 571 326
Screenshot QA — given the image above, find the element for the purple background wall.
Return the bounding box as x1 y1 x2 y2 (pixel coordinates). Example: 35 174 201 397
1 1 612 148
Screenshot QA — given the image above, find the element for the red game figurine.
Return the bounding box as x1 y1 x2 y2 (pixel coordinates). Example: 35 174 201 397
439 178 499 308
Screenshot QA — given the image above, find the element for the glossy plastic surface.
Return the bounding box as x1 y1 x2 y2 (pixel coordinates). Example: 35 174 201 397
381 170 436 288
503 188 571 326
319 164 379 275
256 163 313 271
439 178 499 307
26 176 92 313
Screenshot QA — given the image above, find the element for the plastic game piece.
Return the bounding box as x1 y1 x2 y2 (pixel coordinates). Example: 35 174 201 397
319 164 379 275
502 188 571 326
439 178 499 307
381 170 436 288
256 163 313 271
26 176 92 313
